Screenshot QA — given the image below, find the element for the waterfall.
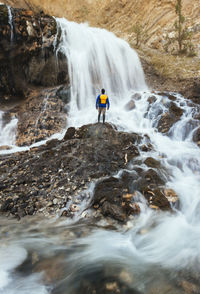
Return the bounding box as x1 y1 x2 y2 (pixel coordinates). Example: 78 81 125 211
0 111 18 147
7 5 14 42
56 18 147 127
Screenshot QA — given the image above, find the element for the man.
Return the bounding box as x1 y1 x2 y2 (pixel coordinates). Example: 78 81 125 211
96 89 110 124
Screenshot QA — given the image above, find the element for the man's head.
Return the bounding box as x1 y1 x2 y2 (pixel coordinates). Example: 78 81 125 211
101 89 105 94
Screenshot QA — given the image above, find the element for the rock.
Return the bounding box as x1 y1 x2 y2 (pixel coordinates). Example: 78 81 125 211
147 280 179 294
119 270 133 285
124 100 135 111
164 189 179 203
148 95 157 104
0 123 156 219
157 102 184 133
131 93 141 100
101 201 126 222
56 86 71 104
64 127 76 140
181 78 200 104
0 5 69 102
0 145 12 150
144 157 160 168
143 188 170 210
157 92 176 101
180 280 199 294
15 88 66 146
140 144 152 152
34 256 65 284
192 127 200 143
70 204 80 212
122 202 140 215
53 198 58 205
105 282 119 291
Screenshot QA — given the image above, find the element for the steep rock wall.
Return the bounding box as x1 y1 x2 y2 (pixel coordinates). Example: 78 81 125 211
0 4 69 102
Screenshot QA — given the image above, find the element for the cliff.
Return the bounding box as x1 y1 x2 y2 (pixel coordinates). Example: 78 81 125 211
0 4 69 102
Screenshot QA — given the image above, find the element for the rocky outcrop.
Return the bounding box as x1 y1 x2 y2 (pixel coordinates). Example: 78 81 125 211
0 123 174 221
0 5 69 103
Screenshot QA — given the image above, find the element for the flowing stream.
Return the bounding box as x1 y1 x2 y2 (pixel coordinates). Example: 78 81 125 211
0 18 200 294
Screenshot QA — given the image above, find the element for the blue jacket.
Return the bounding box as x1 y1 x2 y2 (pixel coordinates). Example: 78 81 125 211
96 94 110 108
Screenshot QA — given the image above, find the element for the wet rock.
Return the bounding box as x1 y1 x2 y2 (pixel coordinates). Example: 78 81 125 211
147 280 180 294
0 5 69 102
164 189 179 203
131 93 141 100
169 102 184 117
157 92 177 101
192 127 200 145
142 188 170 210
101 201 126 222
148 95 157 104
56 85 71 104
157 102 184 133
64 127 76 140
93 173 142 222
144 157 160 168
140 143 153 152
34 256 65 284
124 100 135 111
0 145 12 150
180 280 200 294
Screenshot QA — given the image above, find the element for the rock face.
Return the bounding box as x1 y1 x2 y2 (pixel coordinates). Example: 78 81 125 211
0 5 69 103
0 123 173 221
15 87 67 146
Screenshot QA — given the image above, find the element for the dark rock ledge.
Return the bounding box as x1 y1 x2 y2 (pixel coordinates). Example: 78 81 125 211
0 123 178 222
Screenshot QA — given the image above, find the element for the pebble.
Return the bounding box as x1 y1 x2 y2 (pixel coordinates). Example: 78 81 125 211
47 201 53 207
53 199 58 205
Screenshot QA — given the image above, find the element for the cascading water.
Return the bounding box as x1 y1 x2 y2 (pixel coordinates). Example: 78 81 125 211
0 17 200 294
0 110 18 147
7 5 14 42
56 18 147 127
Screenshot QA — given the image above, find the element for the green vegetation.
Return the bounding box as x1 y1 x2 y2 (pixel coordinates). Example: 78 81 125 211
169 0 196 56
163 0 196 56
175 0 187 53
130 22 147 48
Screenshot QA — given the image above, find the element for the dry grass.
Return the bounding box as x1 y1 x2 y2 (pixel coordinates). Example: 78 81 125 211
140 48 200 80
